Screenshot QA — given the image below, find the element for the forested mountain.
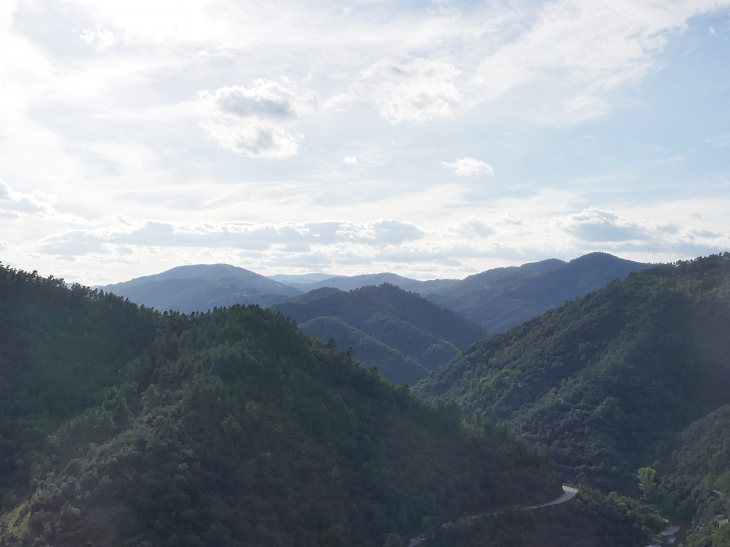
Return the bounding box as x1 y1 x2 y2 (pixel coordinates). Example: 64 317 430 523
0 263 577 547
427 253 651 333
415 254 730 534
271 284 487 385
284 273 458 294
101 264 302 312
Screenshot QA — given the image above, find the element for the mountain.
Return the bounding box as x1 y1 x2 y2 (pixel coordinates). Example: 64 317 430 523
415 254 730 501
271 284 486 385
285 273 459 294
0 264 580 547
267 273 335 284
427 253 652 333
101 264 302 312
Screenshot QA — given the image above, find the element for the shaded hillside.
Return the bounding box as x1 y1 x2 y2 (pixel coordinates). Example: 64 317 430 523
298 316 429 385
0 264 564 547
280 286 341 304
288 273 458 294
102 264 301 312
271 284 486 384
415 254 730 495
428 253 651 333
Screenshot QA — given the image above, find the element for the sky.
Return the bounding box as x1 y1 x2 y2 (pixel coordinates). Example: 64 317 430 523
1 0 730 284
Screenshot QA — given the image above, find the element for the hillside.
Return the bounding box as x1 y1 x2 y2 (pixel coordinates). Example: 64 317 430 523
0 263 571 547
428 253 651 333
288 273 458 294
271 284 486 384
415 254 730 499
102 264 301 312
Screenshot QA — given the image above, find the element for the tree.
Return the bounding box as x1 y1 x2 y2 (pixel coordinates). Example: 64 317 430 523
638 467 656 501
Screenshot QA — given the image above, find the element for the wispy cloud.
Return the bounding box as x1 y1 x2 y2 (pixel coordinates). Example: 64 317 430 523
442 158 494 176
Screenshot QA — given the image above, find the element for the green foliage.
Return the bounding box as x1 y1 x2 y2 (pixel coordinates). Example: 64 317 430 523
637 468 656 501
0 264 562 547
428 487 664 547
416 254 730 495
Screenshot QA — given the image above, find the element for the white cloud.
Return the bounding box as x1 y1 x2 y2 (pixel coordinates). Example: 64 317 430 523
200 81 304 120
198 80 314 158
442 157 494 176
201 121 299 158
344 155 358 165
36 218 426 259
552 208 650 242
358 57 462 123
448 216 494 238
80 27 117 51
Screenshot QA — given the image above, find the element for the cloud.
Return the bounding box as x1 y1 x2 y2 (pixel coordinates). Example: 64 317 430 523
36 218 426 259
200 81 301 121
442 157 494 176
200 121 299 158
358 58 462 123
198 80 314 158
448 216 495 238
0 178 60 219
344 155 358 165
80 27 117 51
552 208 650 242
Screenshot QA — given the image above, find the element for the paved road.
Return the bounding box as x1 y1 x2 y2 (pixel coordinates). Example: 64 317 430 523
409 485 578 547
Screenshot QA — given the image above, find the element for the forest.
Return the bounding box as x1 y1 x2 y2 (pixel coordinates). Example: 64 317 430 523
0 263 577 547
416 253 730 545
2 257 725 545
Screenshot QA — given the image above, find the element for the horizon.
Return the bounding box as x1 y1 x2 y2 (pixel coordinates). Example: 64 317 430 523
1 0 729 285
85 250 650 286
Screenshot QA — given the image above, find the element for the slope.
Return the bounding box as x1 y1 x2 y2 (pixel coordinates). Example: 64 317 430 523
428 253 651 333
271 284 486 384
290 273 458 294
102 264 301 312
0 264 563 547
415 254 730 494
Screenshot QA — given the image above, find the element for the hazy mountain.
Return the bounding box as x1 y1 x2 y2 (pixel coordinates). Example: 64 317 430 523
285 272 459 294
279 286 341 303
271 284 485 384
267 272 335 284
428 252 652 333
415 254 730 501
101 263 301 312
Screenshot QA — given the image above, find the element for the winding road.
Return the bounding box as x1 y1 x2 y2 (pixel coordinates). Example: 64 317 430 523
409 485 579 547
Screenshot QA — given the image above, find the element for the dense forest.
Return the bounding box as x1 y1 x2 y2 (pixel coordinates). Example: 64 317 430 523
0 264 576 547
415 254 730 540
271 284 485 385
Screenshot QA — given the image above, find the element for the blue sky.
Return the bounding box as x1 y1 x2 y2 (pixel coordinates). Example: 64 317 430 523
1 0 729 284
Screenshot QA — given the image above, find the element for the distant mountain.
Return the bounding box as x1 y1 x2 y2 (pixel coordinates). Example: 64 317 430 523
286 272 459 294
102 264 301 313
428 253 652 333
271 284 486 385
280 286 341 303
267 272 335 284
